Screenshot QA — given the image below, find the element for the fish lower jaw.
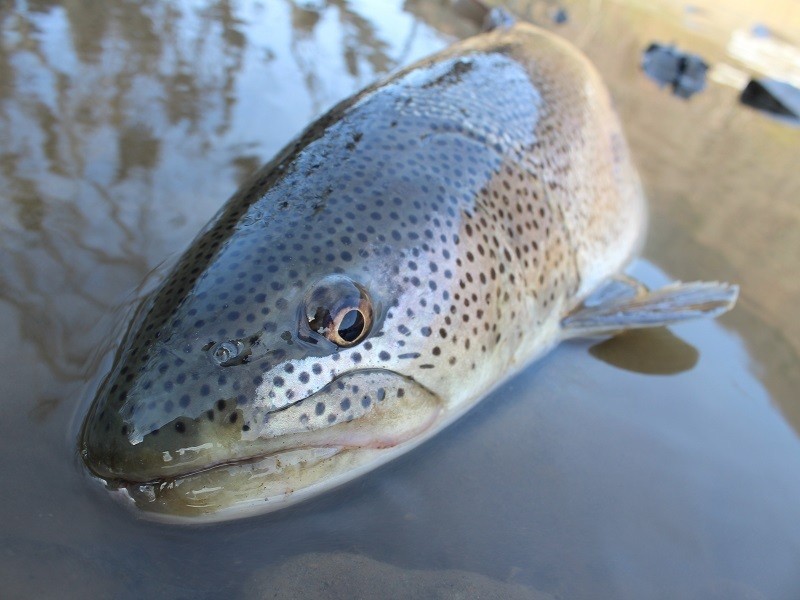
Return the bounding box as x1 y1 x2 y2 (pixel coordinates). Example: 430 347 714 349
119 445 345 502
116 444 414 524
106 374 443 522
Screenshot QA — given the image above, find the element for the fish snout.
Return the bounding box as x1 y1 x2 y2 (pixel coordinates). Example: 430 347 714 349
81 386 245 483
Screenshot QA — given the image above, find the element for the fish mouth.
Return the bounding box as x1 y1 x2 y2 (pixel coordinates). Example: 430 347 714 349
94 369 443 522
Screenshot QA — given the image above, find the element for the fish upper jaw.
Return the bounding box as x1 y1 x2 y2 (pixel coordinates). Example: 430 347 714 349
81 368 442 487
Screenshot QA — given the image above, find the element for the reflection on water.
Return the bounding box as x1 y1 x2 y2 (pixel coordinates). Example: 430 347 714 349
1 0 799 598
0 0 455 386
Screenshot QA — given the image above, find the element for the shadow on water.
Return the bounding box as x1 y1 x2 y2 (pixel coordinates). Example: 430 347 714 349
0 0 799 599
589 328 699 375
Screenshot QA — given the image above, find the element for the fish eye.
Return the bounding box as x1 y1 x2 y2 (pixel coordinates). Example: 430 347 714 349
304 275 373 347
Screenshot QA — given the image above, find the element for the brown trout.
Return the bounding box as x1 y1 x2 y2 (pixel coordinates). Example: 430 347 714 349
81 22 737 522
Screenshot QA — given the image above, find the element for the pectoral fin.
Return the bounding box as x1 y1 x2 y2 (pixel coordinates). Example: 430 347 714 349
562 277 739 339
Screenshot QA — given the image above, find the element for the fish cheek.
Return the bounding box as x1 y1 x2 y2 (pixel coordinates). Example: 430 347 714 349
255 370 443 449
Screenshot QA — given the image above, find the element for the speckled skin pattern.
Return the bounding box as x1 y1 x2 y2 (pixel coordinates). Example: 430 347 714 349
81 24 644 510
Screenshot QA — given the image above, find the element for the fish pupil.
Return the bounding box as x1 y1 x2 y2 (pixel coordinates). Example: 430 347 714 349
338 310 364 342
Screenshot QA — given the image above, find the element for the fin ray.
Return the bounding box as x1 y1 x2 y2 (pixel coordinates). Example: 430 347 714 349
562 280 739 339
581 274 648 307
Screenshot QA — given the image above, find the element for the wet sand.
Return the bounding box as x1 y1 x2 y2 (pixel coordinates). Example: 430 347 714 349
243 552 555 599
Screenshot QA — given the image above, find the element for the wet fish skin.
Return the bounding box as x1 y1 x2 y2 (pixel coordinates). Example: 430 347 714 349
80 23 729 521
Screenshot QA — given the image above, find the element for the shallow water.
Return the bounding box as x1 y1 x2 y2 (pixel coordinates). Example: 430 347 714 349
1 0 799 598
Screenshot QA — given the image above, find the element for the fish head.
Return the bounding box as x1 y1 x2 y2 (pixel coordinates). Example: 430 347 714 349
80 139 475 519
82 236 450 490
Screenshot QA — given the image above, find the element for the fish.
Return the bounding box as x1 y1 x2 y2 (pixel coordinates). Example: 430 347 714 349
80 21 737 523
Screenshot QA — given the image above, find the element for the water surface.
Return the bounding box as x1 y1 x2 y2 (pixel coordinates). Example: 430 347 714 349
1 1 799 598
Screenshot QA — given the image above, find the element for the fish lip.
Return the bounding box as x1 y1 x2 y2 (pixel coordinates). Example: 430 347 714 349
92 367 442 487
115 446 363 523
105 445 346 490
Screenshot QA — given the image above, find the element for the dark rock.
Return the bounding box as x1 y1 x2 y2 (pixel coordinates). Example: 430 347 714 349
483 7 517 31
551 7 569 24
750 23 772 38
740 78 800 121
641 43 709 99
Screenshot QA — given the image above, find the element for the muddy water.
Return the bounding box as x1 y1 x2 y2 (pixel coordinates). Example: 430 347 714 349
0 1 799 598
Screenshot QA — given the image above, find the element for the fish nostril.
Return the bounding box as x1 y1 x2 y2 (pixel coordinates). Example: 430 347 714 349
213 341 239 363
209 340 250 367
